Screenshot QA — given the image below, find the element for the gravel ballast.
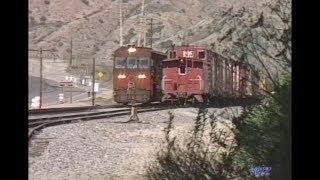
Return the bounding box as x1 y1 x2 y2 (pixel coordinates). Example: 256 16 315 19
29 107 242 180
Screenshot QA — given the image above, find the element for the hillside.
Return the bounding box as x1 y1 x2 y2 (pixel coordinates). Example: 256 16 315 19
29 0 265 66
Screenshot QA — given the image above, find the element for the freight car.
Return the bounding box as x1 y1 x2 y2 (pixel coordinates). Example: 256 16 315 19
113 46 167 104
161 45 259 104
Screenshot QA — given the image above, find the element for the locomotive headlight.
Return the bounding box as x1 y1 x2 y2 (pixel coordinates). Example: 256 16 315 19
128 47 136 53
117 74 126 79
138 74 146 79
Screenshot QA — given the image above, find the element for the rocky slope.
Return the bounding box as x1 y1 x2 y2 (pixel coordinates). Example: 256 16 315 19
29 0 266 65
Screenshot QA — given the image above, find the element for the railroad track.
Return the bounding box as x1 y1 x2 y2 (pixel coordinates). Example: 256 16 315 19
28 102 164 115
28 104 124 115
28 99 254 141
28 105 170 140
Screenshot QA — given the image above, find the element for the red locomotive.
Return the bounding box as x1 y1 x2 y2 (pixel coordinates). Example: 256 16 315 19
161 45 259 104
113 46 166 104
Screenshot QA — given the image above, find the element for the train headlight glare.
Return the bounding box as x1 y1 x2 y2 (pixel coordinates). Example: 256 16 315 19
138 74 146 79
117 74 126 79
128 47 136 53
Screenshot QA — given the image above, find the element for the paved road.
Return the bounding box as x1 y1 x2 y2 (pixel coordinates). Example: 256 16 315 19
29 76 86 108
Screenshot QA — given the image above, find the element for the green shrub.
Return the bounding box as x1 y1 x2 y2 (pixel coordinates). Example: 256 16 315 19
227 75 291 179
146 109 235 179
146 75 291 179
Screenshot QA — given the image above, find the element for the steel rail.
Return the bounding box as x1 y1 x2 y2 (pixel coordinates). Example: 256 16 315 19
28 104 124 115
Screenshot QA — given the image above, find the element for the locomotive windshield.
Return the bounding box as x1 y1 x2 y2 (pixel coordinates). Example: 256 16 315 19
115 57 150 69
138 57 149 68
126 57 150 69
127 57 137 68
115 57 127 68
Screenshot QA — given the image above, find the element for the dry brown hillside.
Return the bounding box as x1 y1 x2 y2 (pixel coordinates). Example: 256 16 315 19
29 0 267 66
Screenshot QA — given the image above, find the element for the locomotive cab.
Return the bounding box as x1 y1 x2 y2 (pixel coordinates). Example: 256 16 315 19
113 46 166 104
162 46 209 103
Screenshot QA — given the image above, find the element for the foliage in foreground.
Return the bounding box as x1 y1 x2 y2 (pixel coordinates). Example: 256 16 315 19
228 75 291 179
145 107 236 180
145 76 290 180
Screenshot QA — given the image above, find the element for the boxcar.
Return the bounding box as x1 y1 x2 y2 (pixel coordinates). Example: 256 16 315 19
211 52 258 99
113 46 166 104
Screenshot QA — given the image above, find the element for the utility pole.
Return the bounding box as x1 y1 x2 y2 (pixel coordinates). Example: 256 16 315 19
61 85 64 102
29 48 55 109
143 27 146 47
92 58 96 106
70 37 73 66
70 85 73 103
150 18 153 48
141 0 145 18
143 0 147 47
137 0 145 47
119 0 123 47
39 48 43 109
137 29 141 47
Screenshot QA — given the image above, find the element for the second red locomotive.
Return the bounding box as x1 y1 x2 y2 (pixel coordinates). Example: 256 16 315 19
161 45 259 104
